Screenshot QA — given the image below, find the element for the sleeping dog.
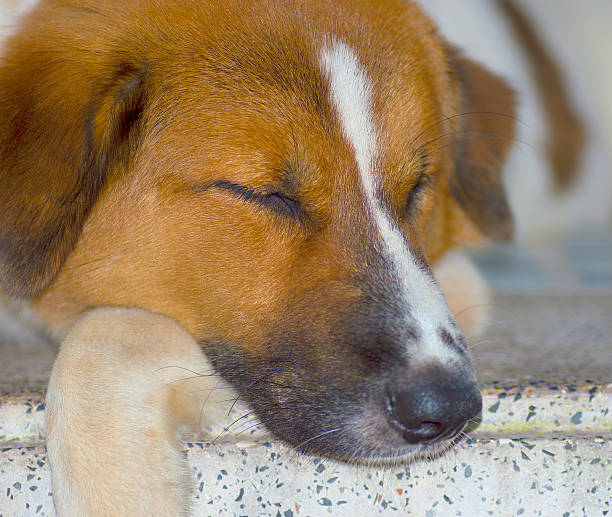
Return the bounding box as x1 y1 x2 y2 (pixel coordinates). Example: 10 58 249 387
0 0 519 514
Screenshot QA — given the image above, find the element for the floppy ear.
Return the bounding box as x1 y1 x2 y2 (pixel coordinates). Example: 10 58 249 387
448 50 516 242
0 28 148 297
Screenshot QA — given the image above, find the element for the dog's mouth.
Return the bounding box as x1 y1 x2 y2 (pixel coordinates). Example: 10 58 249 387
204 342 482 465
313 398 479 466
266 394 479 466
331 428 468 467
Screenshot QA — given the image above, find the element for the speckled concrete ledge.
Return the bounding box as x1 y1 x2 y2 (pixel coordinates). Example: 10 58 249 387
1 293 611 516
1 436 610 516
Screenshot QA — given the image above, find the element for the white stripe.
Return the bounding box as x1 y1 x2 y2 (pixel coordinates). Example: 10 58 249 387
320 42 457 361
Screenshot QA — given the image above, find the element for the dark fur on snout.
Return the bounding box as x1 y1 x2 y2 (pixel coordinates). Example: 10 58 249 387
205 287 481 463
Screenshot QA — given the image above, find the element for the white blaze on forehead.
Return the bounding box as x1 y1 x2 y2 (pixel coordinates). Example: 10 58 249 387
319 42 377 200
320 41 457 361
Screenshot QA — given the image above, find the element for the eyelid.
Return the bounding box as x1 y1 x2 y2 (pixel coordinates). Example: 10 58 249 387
212 180 269 201
210 180 301 218
409 172 433 193
406 173 434 214
416 172 434 188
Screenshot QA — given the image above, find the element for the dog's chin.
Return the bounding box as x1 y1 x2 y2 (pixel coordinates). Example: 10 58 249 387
260 403 470 468
286 426 467 468
332 430 468 467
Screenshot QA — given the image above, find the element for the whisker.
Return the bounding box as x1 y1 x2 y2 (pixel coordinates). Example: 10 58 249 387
413 128 493 156
453 303 494 322
295 427 342 451
198 378 230 430
234 421 265 437
226 394 242 417
467 319 507 335
417 129 534 162
211 410 259 443
463 301 522 322
157 365 221 383
226 371 277 416
409 111 527 150
468 339 496 350
289 426 344 464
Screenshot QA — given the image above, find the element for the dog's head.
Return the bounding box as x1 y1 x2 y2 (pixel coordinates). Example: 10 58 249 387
0 0 515 462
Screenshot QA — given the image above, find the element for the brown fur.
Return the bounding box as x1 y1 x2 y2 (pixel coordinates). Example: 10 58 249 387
0 0 514 340
448 48 517 242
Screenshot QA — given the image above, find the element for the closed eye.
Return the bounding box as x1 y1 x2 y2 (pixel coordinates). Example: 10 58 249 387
406 173 434 215
211 180 301 218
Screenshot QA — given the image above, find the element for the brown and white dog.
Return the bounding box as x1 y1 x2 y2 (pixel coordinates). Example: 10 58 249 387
0 0 523 515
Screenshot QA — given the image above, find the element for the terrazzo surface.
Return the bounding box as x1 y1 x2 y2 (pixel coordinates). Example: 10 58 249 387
1 436 610 517
1 382 610 451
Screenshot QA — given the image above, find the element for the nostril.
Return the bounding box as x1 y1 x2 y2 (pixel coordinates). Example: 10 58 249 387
384 375 482 445
385 393 447 443
403 421 444 444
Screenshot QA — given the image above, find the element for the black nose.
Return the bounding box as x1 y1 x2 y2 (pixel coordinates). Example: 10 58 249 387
385 366 482 444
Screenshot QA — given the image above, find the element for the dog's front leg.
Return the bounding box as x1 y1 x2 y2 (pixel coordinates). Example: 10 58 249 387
45 307 230 517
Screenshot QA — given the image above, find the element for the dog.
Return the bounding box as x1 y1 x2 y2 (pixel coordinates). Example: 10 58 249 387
1 0 525 514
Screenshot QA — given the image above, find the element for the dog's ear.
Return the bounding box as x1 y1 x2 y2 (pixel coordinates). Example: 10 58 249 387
0 28 148 297
447 49 516 242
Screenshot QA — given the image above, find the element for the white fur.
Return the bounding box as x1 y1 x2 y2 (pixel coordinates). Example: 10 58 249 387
320 42 457 362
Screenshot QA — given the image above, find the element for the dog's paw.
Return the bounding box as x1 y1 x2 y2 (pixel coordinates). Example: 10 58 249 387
45 307 226 517
433 251 491 337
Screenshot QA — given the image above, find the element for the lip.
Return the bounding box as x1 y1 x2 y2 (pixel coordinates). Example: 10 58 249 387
293 417 471 467
342 429 469 466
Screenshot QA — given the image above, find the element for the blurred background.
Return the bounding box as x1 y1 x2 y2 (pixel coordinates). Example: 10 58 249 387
420 0 612 294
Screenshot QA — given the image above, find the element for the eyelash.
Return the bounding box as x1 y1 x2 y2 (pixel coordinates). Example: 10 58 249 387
212 181 301 218
406 174 432 214
211 173 430 219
